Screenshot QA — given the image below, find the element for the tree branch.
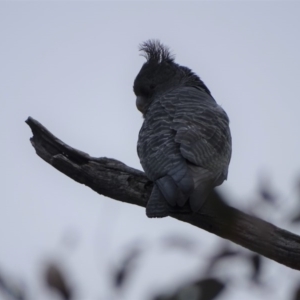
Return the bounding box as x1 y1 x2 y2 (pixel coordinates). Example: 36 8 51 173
26 117 300 271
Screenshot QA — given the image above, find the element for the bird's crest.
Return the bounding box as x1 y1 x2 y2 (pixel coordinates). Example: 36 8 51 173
139 40 175 63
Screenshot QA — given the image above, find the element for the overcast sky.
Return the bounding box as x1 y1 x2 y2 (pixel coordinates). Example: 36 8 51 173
1 2 300 300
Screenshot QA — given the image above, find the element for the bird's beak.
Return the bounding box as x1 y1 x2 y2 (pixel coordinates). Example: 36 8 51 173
136 96 145 113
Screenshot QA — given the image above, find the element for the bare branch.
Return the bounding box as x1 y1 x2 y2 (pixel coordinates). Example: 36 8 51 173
26 117 300 271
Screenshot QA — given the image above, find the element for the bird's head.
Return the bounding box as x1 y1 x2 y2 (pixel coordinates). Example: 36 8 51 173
133 40 211 115
133 40 178 114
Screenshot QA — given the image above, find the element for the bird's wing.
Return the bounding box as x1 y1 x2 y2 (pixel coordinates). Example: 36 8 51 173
161 87 232 177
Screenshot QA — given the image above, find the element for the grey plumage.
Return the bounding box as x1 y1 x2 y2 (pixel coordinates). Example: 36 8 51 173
134 40 232 218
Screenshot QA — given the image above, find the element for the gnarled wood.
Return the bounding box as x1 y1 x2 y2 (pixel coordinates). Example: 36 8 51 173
26 117 300 270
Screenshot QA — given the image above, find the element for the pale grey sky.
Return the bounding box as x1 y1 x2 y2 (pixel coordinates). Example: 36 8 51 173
1 2 300 300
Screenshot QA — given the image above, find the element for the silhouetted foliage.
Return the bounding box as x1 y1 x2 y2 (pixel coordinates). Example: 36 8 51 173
249 254 262 283
44 263 72 300
293 283 300 300
113 246 142 290
153 278 225 300
0 269 26 300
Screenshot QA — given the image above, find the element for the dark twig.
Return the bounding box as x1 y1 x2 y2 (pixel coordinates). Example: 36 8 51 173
26 117 300 271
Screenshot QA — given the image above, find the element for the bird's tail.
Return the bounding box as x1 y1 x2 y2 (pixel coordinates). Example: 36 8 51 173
146 184 169 218
189 183 212 212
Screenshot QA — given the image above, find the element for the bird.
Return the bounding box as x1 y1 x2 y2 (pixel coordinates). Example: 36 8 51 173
133 40 232 218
